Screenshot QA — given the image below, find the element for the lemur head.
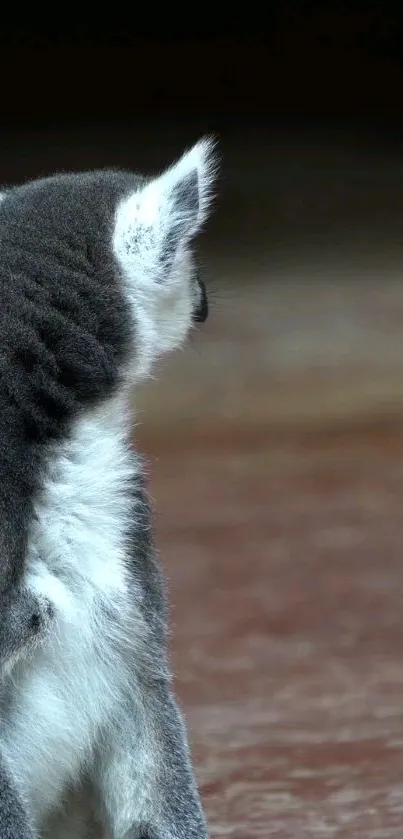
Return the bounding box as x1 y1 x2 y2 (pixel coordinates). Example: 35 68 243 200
0 137 217 382
112 137 216 377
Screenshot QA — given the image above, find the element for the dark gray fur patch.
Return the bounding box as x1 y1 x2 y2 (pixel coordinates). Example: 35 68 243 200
171 169 199 218
0 756 36 839
0 169 142 598
161 169 200 274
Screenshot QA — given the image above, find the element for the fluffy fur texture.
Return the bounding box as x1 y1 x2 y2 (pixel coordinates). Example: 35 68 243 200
0 137 217 839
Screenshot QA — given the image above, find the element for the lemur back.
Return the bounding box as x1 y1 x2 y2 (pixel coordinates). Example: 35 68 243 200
0 139 216 839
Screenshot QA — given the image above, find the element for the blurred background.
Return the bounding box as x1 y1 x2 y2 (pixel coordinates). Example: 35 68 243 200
3 6 403 836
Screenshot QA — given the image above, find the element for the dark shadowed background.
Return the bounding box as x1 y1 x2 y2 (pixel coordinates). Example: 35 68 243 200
3 7 403 836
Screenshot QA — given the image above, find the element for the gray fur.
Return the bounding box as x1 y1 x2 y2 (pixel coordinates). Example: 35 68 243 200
0 758 35 839
0 589 53 675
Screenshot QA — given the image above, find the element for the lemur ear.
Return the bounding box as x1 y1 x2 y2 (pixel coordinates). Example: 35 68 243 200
113 137 217 282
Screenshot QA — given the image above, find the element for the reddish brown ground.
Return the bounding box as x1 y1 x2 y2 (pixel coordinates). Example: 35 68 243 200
137 272 403 838
142 425 403 838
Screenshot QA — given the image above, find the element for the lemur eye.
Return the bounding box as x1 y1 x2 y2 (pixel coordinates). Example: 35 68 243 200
193 271 208 324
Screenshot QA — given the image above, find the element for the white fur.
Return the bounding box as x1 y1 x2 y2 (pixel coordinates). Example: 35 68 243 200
1 394 145 821
113 137 216 379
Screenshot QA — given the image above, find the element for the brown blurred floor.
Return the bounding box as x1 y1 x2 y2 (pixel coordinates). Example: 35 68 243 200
137 272 403 839
146 424 403 839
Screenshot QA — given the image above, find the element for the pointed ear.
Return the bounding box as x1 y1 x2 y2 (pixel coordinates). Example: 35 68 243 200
113 137 218 281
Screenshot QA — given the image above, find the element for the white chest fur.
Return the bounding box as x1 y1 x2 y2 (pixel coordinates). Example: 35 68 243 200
0 396 142 820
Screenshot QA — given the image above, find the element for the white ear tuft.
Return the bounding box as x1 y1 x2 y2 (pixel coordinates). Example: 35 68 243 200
162 135 218 234
113 137 218 283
